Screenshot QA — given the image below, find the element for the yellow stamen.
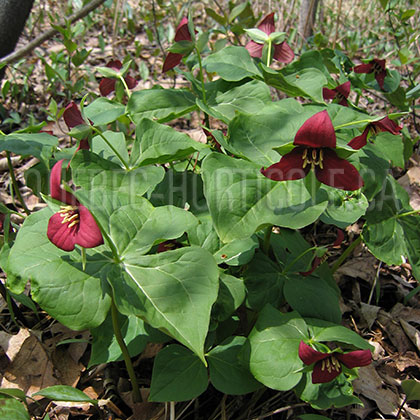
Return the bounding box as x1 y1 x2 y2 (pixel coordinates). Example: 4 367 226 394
68 220 80 228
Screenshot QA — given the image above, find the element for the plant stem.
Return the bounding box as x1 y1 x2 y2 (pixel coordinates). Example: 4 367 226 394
6 152 30 215
397 209 420 218
282 246 318 274
91 126 130 170
118 74 132 99
334 119 375 130
331 235 362 273
111 298 142 403
263 226 272 255
195 46 207 106
266 40 272 67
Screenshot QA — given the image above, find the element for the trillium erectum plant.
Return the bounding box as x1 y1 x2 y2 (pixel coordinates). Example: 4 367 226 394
261 110 364 191
353 58 387 90
1 7 418 417
99 59 138 96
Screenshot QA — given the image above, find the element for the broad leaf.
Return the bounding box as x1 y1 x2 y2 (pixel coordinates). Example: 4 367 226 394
208 336 262 394
212 272 245 321
91 130 129 166
149 344 208 401
127 88 198 124
248 306 307 390
0 398 30 420
84 97 125 125
202 153 328 242
33 386 96 403
130 118 207 168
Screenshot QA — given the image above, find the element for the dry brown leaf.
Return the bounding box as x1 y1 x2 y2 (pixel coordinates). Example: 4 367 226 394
400 319 420 351
0 329 59 397
353 364 400 416
360 303 381 329
335 254 377 283
407 407 420 420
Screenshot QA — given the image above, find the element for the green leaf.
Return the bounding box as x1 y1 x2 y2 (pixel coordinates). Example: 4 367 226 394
149 344 208 402
0 398 30 420
208 336 262 394
244 28 268 42
111 247 219 362
84 98 125 125
248 306 307 390
284 274 341 323
373 132 405 168
130 118 207 168
319 188 369 228
90 312 168 366
7 209 112 330
91 130 129 166
212 272 245 321
202 153 328 242
168 40 194 55
205 8 227 26
214 237 259 266
33 386 96 404
299 415 331 420
198 80 272 124
261 65 327 103
127 89 198 124
406 83 420 99
0 389 27 402
203 46 262 81
402 379 420 401
96 66 120 78
0 133 58 167
244 251 285 311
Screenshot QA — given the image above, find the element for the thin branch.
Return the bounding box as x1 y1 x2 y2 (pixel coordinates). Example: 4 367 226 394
0 0 107 68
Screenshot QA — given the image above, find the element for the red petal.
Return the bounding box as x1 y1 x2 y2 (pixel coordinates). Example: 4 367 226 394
162 52 183 72
99 78 116 96
258 12 275 35
312 360 342 384
63 102 85 129
315 149 363 191
322 87 337 100
294 110 336 149
353 63 373 74
373 58 386 71
375 71 386 89
374 117 402 134
332 229 345 247
337 350 371 368
260 148 309 181
338 97 349 107
50 160 77 205
47 212 77 252
348 127 369 150
125 74 138 89
106 59 122 70
76 139 90 151
298 341 329 365
75 205 103 249
336 81 351 98
174 17 191 42
273 42 294 63
300 256 321 276
245 40 263 58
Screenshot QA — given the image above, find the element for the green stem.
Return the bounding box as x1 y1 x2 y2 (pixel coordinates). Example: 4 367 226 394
282 246 318 274
118 74 132 99
331 236 362 273
266 40 272 67
195 46 207 105
6 152 30 215
91 126 130 170
111 298 142 402
263 226 272 255
334 119 375 130
397 209 420 218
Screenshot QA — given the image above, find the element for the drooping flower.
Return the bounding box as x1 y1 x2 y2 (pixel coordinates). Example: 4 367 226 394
99 60 138 96
261 110 364 191
348 116 403 150
353 59 387 90
300 229 345 276
47 160 103 252
157 240 182 253
62 102 91 151
162 17 191 73
245 12 294 63
299 341 371 384
322 81 351 107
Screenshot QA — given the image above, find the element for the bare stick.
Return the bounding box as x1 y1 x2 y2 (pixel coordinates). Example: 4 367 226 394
0 0 107 67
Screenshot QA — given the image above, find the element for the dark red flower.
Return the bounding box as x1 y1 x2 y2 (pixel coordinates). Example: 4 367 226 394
261 110 363 191
245 13 294 63
162 17 191 73
300 229 345 276
62 102 91 152
157 240 182 253
99 60 138 96
47 160 103 252
0 213 12 233
348 116 403 150
323 81 351 106
353 59 387 90
299 341 371 384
